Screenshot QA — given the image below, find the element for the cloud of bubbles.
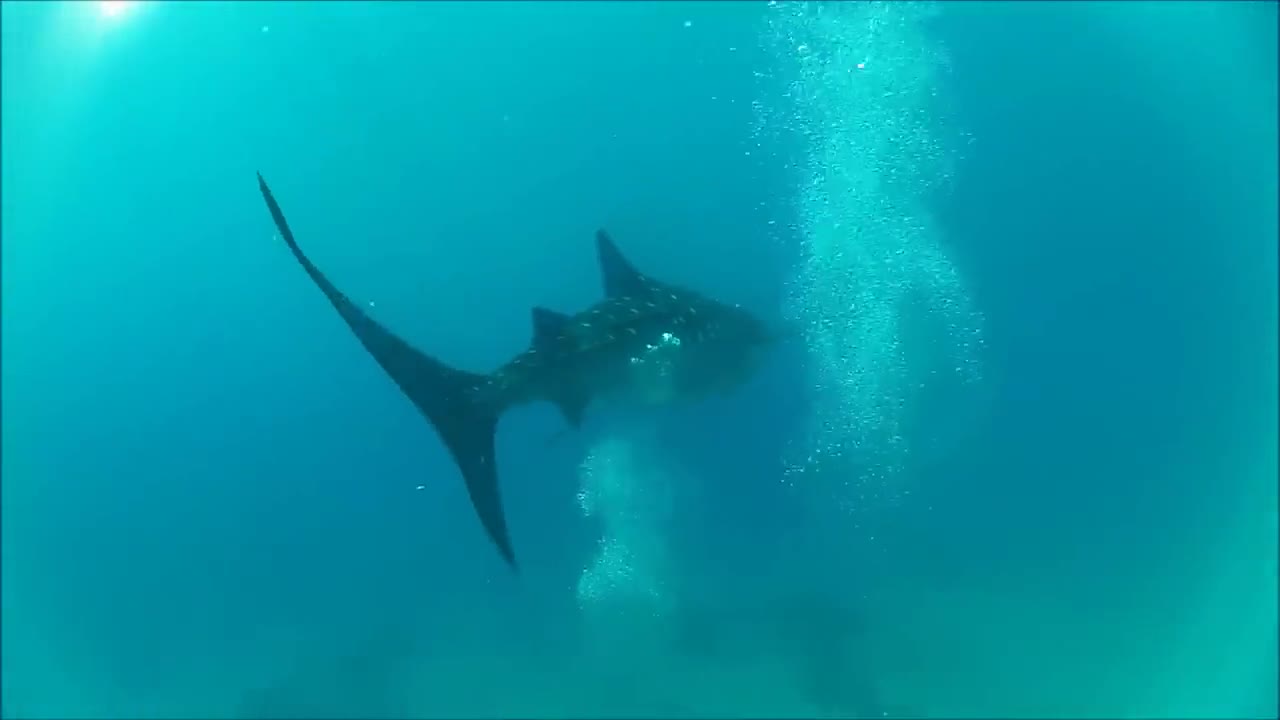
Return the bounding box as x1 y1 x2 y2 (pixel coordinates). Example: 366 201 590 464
756 1 986 521
574 424 678 650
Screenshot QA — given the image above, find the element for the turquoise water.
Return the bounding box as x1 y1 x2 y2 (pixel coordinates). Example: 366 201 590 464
2 1 1275 717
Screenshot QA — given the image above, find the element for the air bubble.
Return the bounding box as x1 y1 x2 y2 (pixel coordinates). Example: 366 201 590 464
760 1 985 526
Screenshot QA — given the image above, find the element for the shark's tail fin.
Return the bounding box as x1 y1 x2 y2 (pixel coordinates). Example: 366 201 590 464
407 365 514 569
256 173 518 570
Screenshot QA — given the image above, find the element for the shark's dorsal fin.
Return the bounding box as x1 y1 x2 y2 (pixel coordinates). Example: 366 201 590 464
530 306 591 427
595 229 650 298
531 306 571 349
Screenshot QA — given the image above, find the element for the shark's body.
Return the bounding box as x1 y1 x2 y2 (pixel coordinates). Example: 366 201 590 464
257 174 774 569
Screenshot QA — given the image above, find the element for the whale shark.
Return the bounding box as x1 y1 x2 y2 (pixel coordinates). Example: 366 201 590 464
257 173 778 569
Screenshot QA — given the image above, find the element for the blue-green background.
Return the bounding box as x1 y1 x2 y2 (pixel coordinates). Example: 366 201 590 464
2 1 1275 717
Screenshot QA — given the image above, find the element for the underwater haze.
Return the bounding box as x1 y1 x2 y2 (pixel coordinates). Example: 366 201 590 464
2 1 1276 718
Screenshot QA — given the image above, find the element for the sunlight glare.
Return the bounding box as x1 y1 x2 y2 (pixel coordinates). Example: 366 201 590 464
99 1 135 20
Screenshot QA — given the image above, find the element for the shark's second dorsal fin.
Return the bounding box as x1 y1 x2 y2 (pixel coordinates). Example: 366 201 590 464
531 306 571 349
595 229 650 298
530 307 591 427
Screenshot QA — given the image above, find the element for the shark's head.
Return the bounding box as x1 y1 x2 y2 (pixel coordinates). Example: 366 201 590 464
720 301 786 352
704 301 787 389
593 229 792 406
632 300 784 403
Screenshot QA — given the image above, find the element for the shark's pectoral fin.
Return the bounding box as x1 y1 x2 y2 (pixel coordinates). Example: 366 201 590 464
595 229 651 298
257 173 518 570
550 384 592 429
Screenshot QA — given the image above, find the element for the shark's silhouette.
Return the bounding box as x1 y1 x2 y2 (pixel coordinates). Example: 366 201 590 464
257 174 778 569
